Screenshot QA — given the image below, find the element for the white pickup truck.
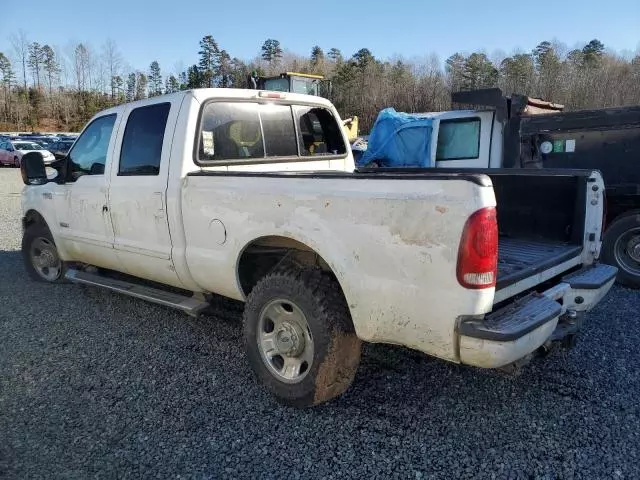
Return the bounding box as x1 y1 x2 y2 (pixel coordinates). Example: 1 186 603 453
20 88 616 407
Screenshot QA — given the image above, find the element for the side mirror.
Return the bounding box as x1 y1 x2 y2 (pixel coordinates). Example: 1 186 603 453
20 151 48 185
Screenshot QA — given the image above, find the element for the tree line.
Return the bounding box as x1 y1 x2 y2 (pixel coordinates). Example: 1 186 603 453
1 32 639 132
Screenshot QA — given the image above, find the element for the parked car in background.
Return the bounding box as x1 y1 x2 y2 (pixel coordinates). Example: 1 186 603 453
48 140 75 159
0 140 56 167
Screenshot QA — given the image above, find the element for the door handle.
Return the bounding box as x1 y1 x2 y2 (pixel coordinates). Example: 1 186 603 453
153 192 165 220
153 192 165 211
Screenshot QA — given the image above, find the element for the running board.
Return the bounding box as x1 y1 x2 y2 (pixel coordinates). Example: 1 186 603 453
65 269 210 317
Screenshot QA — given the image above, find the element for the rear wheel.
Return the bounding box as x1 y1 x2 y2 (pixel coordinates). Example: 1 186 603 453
602 213 640 288
13 156 19 168
243 267 361 407
22 223 67 283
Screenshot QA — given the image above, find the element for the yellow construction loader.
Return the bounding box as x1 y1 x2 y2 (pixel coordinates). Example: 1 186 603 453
251 71 359 142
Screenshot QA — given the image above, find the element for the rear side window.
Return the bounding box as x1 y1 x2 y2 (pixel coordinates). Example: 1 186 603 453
295 106 346 156
198 102 264 161
119 103 171 176
436 118 481 161
196 101 346 164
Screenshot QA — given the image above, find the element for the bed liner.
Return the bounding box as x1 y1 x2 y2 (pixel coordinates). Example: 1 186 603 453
497 237 582 290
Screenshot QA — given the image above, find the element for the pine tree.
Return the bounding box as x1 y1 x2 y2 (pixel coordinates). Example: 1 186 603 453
582 39 605 67
328 48 342 63
149 61 163 96
0 53 15 87
352 48 374 69
261 39 283 65
445 53 466 91
135 72 148 100
532 41 561 99
500 53 534 93
178 71 188 90
310 46 325 73
125 72 136 101
111 75 124 101
186 65 203 89
41 45 59 95
27 42 44 89
198 35 220 88
462 53 498 89
165 75 179 93
0 53 15 119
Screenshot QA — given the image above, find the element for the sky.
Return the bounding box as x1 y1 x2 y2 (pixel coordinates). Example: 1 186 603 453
2 0 639 75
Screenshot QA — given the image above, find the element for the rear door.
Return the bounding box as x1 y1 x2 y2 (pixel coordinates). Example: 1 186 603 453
107 99 184 288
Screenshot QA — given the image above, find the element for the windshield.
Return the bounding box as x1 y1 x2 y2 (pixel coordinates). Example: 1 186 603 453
14 142 43 150
263 77 289 92
291 77 319 96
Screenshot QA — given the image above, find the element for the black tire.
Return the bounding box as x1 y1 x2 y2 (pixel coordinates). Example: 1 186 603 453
13 156 19 168
601 213 640 288
243 267 361 407
21 222 67 283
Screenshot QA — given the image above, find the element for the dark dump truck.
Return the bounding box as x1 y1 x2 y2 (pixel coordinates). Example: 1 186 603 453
458 89 640 289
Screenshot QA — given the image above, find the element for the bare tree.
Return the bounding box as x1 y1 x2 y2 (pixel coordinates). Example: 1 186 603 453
10 30 29 90
74 43 89 91
102 39 122 99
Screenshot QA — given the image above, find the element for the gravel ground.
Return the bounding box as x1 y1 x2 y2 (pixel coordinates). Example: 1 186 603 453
0 168 639 479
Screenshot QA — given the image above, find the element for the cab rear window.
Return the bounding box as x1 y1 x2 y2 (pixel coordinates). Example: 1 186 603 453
196 101 346 164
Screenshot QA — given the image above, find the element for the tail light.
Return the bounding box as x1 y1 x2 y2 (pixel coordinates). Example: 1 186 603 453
457 207 498 289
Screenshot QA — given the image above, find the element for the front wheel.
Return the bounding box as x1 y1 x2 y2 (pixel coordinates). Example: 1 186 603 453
243 268 361 407
601 213 640 288
22 223 67 283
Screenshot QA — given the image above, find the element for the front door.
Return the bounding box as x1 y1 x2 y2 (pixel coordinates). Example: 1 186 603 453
107 100 184 288
55 113 123 271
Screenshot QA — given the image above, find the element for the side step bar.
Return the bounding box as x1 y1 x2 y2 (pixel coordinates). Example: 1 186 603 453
65 269 210 317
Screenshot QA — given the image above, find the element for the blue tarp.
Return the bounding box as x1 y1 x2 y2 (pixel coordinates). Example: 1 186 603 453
357 108 433 168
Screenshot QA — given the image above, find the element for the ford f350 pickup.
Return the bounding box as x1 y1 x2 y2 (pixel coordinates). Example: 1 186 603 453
19 88 616 407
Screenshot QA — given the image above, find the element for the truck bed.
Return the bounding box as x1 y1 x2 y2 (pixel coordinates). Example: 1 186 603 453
497 237 582 290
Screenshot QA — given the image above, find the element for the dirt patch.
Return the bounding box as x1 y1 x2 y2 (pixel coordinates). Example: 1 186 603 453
313 329 362 404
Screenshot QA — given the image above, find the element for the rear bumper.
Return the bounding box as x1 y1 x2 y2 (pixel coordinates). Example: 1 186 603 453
458 263 617 368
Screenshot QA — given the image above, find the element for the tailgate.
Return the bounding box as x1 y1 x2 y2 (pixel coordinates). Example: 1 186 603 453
488 169 606 303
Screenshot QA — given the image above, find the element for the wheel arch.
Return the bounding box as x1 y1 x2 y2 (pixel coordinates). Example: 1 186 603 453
236 234 349 297
606 209 640 227
22 209 49 231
